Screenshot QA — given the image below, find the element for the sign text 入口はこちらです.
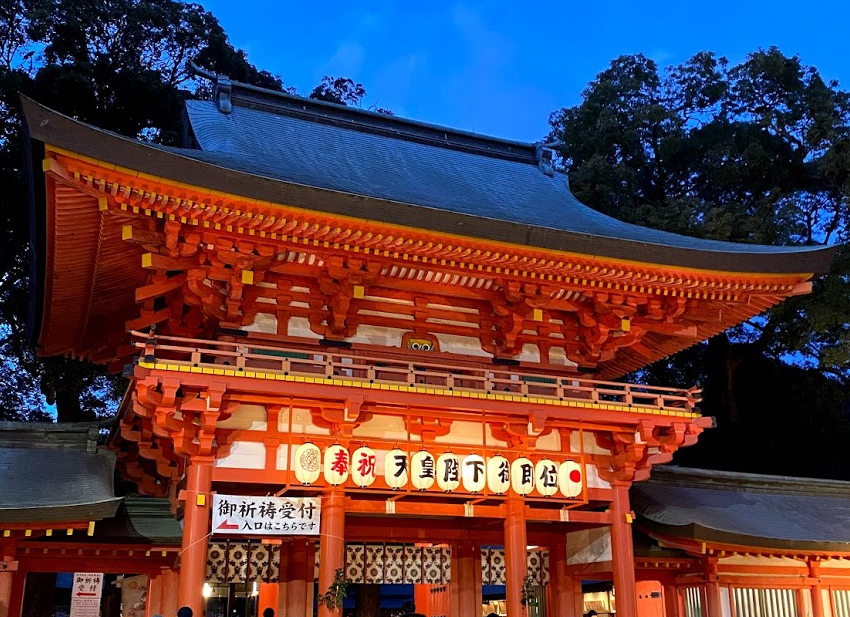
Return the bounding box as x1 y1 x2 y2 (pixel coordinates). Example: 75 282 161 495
212 495 320 536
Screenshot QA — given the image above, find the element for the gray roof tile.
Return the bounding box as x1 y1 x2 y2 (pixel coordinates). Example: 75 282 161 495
183 96 825 259
0 422 121 523
632 466 850 549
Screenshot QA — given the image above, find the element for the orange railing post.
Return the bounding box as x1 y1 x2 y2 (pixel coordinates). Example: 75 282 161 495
129 330 702 414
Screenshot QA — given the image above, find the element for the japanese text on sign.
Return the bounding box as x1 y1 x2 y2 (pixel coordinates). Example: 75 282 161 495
72 573 103 598
70 572 103 617
292 444 584 499
212 495 320 536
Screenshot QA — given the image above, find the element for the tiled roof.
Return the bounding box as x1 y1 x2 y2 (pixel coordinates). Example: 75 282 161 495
632 466 850 551
89 497 181 544
183 98 805 258
0 422 122 524
21 94 835 274
176 74 835 274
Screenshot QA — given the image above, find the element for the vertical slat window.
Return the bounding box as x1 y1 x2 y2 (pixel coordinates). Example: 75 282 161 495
684 586 704 617
832 589 850 617
733 588 798 617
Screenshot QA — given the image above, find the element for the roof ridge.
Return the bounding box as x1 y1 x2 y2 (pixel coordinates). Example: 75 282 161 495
190 63 556 168
0 419 113 432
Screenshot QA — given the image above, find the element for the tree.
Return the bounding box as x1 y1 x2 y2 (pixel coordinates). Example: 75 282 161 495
548 48 850 477
309 75 366 106
0 0 383 421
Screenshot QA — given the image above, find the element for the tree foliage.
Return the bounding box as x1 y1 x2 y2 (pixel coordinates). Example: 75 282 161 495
0 0 377 421
549 48 850 477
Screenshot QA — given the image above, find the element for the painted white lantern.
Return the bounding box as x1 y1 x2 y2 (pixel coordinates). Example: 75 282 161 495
461 454 486 493
293 442 321 485
535 459 559 497
323 445 350 486
385 448 409 489
351 446 377 487
510 457 535 496
411 450 436 490
486 455 511 494
559 460 583 498
436 452 461 492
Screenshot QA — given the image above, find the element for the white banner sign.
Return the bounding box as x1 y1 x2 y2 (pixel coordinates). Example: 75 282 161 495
212 495 320 536
72 572 103 599
70 573 103 617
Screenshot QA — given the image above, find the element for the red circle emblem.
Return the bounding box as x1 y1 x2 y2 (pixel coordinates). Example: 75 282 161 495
569 469 581 483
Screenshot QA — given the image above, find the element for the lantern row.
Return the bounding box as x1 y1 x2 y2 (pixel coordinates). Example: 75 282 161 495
293 444 584 498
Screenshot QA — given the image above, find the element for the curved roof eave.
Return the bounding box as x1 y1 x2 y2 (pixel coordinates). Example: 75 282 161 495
638 519 850 555
632 466 850 553
21 96 838 275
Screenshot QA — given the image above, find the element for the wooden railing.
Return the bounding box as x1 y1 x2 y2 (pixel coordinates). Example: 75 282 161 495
130 331 701 414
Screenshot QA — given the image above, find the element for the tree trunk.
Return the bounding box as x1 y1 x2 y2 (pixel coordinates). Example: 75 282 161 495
22 573 56 617
354 584 381 617
55 381 90 423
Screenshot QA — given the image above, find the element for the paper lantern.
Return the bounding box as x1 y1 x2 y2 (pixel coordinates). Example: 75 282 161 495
487 455 511 494
293 442 321 485
323 445 350 486
461 454 486 493
436 452 461 492
411 450 436 490
559 460 583 498
351 446 377 487
510 457 534 496
385 448 409 489
535 459 559 497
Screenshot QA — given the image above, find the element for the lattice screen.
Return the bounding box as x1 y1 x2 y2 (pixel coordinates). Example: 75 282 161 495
206 542 282 583
207 542 548 585
733 588 798 617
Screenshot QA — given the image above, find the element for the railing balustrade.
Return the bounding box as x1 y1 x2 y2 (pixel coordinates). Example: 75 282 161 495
130 331 701 414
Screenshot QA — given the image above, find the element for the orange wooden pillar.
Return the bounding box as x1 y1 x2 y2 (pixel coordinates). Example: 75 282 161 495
611 485 637 617
453 542 481 617
663 584 680 617
259 583 279 616
277 539 290 616
162 569 180 617
177 457 213 613
550 540 582 617
305 542 316 617
145 573 163 617
415 543 433 616
287 539 317 617
318 490 345 617
5 568 24 617
810 561 826 617
505 497 528 617
703 560 721 617
0 540 16 617
414 584 431 617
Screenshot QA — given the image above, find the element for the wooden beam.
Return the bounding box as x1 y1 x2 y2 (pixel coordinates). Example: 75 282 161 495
135 274 187 303
122 224 163 246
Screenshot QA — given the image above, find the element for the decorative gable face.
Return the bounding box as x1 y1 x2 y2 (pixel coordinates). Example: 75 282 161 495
402 332 439 352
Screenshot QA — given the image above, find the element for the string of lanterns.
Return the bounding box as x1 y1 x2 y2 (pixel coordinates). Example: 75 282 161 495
293 443 584 498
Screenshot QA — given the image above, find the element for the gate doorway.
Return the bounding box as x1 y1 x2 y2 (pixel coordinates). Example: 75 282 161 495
203 582 260 617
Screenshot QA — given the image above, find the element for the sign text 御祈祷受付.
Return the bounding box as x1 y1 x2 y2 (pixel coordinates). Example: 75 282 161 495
212 495 320 536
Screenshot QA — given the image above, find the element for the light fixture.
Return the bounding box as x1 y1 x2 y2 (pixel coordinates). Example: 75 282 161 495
251 581 259 597
202 583 212 598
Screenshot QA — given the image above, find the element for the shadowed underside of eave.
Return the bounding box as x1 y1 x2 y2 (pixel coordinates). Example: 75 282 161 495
23 97 835 378
33 191 799 380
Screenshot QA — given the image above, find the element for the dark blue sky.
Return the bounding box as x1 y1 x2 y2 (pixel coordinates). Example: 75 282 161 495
199 0 850 143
